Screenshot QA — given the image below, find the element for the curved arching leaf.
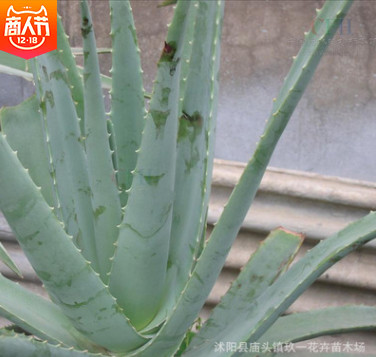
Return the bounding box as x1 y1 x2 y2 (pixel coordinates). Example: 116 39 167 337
0 133 148 352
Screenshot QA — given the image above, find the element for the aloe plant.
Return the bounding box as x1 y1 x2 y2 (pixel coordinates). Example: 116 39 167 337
0 0 375 356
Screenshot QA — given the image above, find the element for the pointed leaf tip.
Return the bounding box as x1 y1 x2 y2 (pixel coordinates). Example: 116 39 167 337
0 242 22 278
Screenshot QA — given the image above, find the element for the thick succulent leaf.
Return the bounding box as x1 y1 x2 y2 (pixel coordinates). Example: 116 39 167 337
0 50 110 93
77 67 112 90
0 52 28 72
1 63 111 90
0 65 32 81
197 0 223 245
109 0 195 330
0 331 107 357
0 95 55 208
72 48 112 55
219 211 376 356
0 134 147 352
0 243 21 278
0 46 111 94
80 0 121 283
158 0 177 7
258 305 376 345
109 0 145 207
177 1 199 105
107 119 117 172
192 0 222 267
32 51 98 273
57 16 85 133
127 0 354 355
0 242 21 277
0 52 31 80
275 355 375 357
273 355 376 357
165 0 223 321
183 229 303 356
0 274 97 350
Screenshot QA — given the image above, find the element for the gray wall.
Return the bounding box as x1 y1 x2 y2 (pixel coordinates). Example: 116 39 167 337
2 1 376 181
215 1 376 182
0 76 34 108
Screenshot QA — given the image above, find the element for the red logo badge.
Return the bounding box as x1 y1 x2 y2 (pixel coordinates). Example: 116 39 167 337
0 0 57 59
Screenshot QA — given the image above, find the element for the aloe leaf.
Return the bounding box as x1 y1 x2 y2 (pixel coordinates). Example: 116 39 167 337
107 119 117 172
0 52 31 80
0 274 97 350
177 1 199 105
80 0 121 283
141 0 200 331
165 0 223 323
258 305 376 345
72 48 112 55
0 47 110 94
0 134 147 352
0 54 109 95
57 16 85 133
273 355 375 357
0 331 106 357
183 229 303 356
77 67 112 90
127 0 354 355
31 51 99 273
0 62 110 92
0 95 55 208
0 52 28 72
109 0 145 207
0 65 32 81
158 0 177 7
0 243 21 277
195 0 222 265
109 0 196 330
215 212 376 357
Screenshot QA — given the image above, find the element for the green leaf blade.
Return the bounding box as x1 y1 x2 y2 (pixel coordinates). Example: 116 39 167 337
0 332 107 357
0 52 28 72
0 242 21 278
0 52 31 81
57 15 85 133
128 0 354 355
0 134 147 352
164 0 223 325
80 0 122 283
109 0 145 207
229 212 376 348
32 52 99 270
109 0 196 330
183 228 304 356
0 95 56 209
259 305 376 345
0 274 97 350
0 65 32 81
